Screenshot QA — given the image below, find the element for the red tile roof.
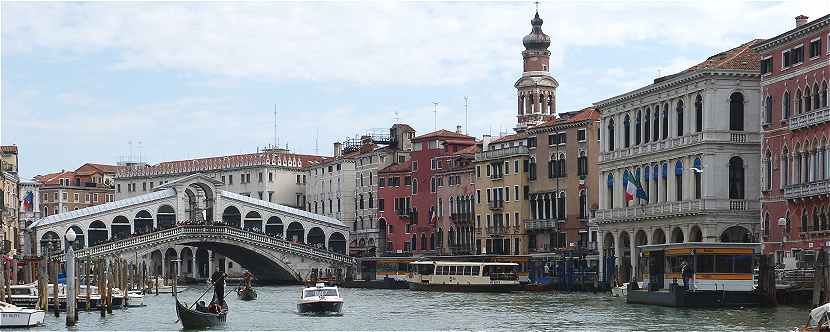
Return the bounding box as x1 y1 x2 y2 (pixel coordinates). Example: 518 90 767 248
413 129 474 142
454 145 478 156
0 146 18 154
534 107 599 128
34 171 74 186
379 160 412 174
680 39 765 73
490 132 528 144
76 163 123 174
117 152 325 178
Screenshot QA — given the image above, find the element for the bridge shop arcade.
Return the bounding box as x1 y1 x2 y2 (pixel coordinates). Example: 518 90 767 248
26 174 354 284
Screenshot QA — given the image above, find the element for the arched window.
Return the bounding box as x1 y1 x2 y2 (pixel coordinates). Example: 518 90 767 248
802 209 809 233
607 174 614 209
806 85 813 112
814 207 820 232
652 105 660 141
644 109 651 143
782 147 790 187
607 119 615 151
675 160 683 201
813 83 821 110
518 95 525 115
662 105 669 139
764 151 772 191
821 81 828 108
623 114 631 148
557 192 566 220
764 96 773 124
578 190 587 220
783 91 791 119
693 158 702 199
695 95 703 132
635 110 642 145
577 151 588 176
643 166 651 203
412 179 418 195
676 100 684 137
729 156 745 199
796 89 803 115
547 95 554 114
729 92 744 131
764 213 770 237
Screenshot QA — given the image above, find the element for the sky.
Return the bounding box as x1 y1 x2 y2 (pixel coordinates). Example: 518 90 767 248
2 0 828 179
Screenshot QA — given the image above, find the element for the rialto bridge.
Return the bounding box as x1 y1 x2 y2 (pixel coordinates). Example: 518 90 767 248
28 174 354 283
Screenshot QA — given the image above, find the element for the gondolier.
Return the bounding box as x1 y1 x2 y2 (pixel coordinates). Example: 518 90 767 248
210 269 227 312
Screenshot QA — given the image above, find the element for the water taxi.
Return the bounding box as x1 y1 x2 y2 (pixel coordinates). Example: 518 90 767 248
0 301 44 327
408 261 520 292
627 242 761 307
297 283 343 315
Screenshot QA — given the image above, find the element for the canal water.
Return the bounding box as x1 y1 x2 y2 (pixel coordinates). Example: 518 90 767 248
34 286 805 331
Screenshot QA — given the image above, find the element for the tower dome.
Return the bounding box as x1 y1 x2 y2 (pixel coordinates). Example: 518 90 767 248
522 12 550 50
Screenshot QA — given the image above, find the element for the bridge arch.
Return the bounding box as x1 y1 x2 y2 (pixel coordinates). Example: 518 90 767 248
180 247 194 277
88 220 108 246
286 222 305 243
134 210 153 234
222 206 242 228
112 215 131 240
164 248 178 279
265 216 284 237
244 211 263 232
307 227 325 248
157 205 176 229
40 231 61 254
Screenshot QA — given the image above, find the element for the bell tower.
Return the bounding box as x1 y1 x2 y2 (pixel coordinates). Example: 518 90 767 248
515 8 559 131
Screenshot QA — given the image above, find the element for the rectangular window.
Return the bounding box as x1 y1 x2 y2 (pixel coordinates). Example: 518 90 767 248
783 49 792 68
269 172 273 182
476 166 481 178
336 163 342 171
412 161 418 171
548 134 555 145
760 57 773 75
258 172 263 183
73 193 79 202
229 175 233 184
505 187 510 202
268 192 273 202
142 182 147 191
404 176 412 186
514 160 519 173
378 177 386 187
810 38 822 58
378 199 384 212
792 45 804 64
116 184 121 193
577 129 586 142
61 192 67 200
93 193 98 202
523 185 529 200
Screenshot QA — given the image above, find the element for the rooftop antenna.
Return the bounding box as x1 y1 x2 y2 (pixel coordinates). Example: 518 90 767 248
657 69 662 77
314 128 319 155
138 140 143 163
433 102 439 131
464 96 469 135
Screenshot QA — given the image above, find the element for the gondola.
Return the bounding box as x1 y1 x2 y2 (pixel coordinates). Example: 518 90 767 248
173 281 227 329
236 287 257 301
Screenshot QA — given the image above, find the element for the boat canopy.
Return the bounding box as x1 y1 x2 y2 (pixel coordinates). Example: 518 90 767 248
409 261 519 267
637 242 762 254
810 303 830 327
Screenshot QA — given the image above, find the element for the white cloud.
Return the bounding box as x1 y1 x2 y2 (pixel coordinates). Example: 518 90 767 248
4 1 828 86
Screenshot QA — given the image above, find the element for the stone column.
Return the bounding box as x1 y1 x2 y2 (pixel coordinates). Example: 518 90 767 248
630 231 638 282
597 231 605 282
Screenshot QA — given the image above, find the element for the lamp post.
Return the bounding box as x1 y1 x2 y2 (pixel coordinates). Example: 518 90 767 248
64 229 77 327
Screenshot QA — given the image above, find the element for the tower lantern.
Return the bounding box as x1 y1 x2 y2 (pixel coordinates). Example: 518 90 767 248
514 8 559 131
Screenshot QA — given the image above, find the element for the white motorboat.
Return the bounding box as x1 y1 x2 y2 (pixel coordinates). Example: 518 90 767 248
0 301 45 327
297 283 343 315
127 290 144 307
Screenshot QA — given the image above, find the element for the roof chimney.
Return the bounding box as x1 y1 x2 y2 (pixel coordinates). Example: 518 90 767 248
482 134 492 151
333 142 342 158
456 125 462 134
796 15 808 28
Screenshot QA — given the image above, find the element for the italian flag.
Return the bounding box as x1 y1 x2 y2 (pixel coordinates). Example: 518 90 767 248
624 171 642 202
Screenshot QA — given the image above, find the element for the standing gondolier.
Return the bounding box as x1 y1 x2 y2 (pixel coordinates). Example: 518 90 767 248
209 269 226 313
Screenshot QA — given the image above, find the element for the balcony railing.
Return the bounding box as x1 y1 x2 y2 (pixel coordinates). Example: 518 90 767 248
600 131 761 163
595 199 759 223
450 212 473 223
488 200 504 210
475 146 529 162
784 178 830 200
788 105 830 130
524 219 561 231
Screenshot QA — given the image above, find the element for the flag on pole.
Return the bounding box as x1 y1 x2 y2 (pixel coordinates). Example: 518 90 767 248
23 191 33 211
624 171 648 202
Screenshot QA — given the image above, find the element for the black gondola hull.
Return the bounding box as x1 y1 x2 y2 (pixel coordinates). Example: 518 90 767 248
237 288 257 301
175 298 227 329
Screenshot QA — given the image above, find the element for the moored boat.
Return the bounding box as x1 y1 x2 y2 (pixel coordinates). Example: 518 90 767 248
0 301 45 327
626 242 762 307
799 302 830 331
408 261 520 292
297 283 343 315
237 287 257 301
